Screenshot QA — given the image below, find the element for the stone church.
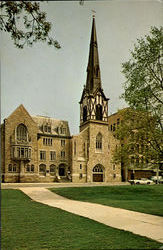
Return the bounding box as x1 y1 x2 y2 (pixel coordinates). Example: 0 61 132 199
1 17 122 183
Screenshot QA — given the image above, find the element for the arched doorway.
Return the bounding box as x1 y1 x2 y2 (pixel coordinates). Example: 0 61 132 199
59 164 66 176
92 164 104 182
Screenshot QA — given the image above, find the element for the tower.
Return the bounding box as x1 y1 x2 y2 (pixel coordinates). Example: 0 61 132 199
79 16 109 132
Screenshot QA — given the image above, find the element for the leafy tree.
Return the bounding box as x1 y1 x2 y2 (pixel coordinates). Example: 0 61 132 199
122 26 163 131
0 1 61 49
113 108 162 181
113 27 163 180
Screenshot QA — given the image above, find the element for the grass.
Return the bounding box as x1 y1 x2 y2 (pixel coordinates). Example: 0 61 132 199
2 189 162 250
50 185 163 216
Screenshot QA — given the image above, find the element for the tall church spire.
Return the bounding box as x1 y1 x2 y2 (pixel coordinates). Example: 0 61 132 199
86 16 101 93
79 16 109 130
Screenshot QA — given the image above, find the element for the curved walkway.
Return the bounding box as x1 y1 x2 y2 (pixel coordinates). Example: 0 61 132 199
2 182 129 189
20 187 163 243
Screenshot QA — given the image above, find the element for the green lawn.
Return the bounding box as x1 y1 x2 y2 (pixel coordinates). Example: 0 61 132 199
2 190 162 250
50 185 163 216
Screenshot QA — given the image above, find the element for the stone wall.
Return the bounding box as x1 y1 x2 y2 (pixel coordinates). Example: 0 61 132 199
86 121 121 183
3 105 38 183
71 127 89 183
72 121 121 183
2 105 121 183
37 135 71 180
2 105 72 183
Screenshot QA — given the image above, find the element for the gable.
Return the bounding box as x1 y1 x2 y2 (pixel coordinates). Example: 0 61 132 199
93 88 109 101
5 104 38 133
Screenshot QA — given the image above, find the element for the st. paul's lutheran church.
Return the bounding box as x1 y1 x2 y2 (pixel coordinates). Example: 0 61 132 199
2 17 152 183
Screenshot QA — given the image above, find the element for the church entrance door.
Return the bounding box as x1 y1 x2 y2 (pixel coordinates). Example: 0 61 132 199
93 174 103 182
92 164 104 182
59 164 66 176
59 168 65 176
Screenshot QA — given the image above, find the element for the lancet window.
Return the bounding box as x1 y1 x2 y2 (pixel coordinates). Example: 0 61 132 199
96 133 102 150
96 104 102 120
17 124 28 141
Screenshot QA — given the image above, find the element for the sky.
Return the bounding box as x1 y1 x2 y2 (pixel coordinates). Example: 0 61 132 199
1 0 163 134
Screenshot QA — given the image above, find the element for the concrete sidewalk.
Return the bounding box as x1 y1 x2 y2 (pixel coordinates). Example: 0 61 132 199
1 182 129 189
20 187 163 243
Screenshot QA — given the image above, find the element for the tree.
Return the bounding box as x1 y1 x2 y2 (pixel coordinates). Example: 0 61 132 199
0 1 61 49
113 108 162 181
122 27 163 131
113 27 163 180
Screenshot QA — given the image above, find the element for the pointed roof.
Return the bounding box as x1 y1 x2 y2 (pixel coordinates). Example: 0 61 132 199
86 16 102 94
4 104 39 131
6 104 36 124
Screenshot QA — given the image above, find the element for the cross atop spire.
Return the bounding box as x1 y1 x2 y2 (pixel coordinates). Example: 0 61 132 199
86 16 101 94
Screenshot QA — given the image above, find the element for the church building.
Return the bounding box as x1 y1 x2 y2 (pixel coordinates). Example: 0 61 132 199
1 17 121 183
71 17 121 183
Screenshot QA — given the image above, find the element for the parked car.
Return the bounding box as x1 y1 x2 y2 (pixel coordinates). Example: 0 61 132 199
150 176 163 184
129 178 155 185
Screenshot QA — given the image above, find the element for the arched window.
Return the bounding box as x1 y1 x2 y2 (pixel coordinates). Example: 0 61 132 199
25 164 34 173
83 106 87 122
92 164 104 182
96 104 102 120
50 164 56 176
17 124 28 141
50 164 55 172
8 164 12 172
39 164 46 172
26 164 30 172
13 164 17 172
8 164 17 172
31 165 34 172
96 133 102 150
93 165 103 173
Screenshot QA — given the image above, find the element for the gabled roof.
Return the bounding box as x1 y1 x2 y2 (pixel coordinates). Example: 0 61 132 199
5 104 71 137
32 115 70 136
6 104 36 125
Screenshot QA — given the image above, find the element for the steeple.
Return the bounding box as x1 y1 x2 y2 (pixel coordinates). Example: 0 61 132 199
86 16 101 93
79 16 109 130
